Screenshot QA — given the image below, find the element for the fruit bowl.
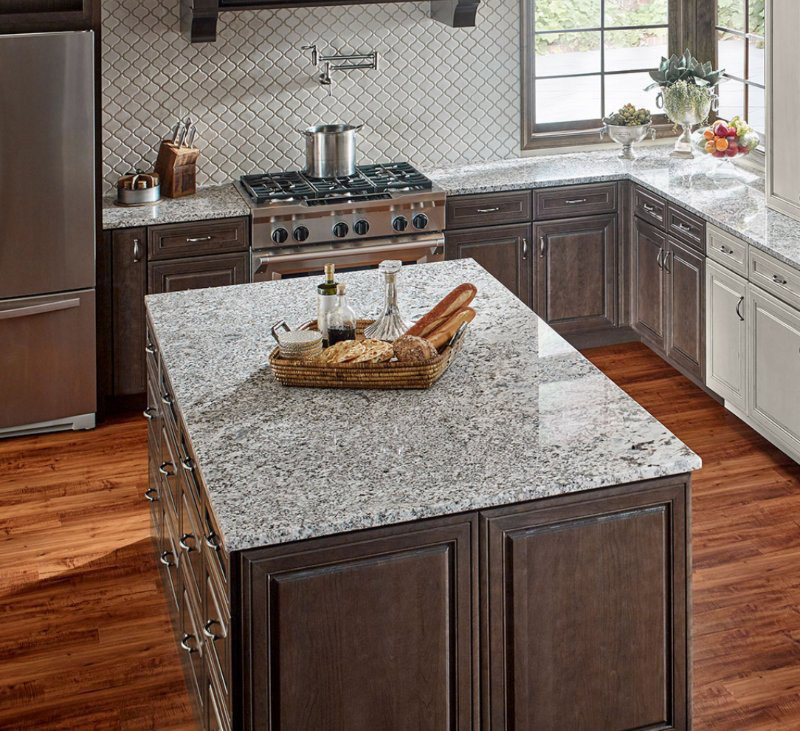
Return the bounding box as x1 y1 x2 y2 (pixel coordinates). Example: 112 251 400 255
693 116 760 159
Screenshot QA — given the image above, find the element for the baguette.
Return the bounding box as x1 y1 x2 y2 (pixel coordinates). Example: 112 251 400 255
426 307 475 350
405 283 477 338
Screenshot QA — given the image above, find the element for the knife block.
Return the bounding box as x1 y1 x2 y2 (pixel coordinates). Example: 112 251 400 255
155 141 199 198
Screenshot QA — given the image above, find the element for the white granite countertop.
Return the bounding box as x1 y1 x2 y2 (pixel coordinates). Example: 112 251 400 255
425 146 800 271
145 259 701 552
101 184 250 230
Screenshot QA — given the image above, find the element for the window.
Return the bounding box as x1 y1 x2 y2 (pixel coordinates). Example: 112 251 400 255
715 0 765 135
522 0 677 148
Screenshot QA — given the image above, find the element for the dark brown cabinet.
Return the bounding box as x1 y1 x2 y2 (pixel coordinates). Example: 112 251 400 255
632 217 705 380
111 228 148 396
0 0 96 33
100 217 249 405
665 237 705 379
632 217 667 347
445 223 532 307
483 479 689 730
535 214 617 334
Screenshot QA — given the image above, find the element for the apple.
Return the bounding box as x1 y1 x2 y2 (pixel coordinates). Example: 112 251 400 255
712 149 725 158
726 148 738 157
714 123 730 137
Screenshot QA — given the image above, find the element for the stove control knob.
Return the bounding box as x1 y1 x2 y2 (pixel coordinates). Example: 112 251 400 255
412 213 429 230
293 225 310 242
392 216 408 232
332 222 349 238
272 227 289 244
353 219 370 236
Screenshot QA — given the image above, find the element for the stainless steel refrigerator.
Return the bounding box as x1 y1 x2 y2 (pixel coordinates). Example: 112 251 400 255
0 31 96 437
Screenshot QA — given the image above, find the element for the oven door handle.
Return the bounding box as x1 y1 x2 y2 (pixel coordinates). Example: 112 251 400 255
255 234 445 266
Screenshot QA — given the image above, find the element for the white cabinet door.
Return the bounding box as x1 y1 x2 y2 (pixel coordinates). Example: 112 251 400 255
706 259 748 410
748 285 800 459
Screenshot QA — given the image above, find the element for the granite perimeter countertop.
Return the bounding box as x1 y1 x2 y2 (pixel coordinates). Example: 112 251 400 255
101 183 250 230
425 146 800 271
145 259 701 552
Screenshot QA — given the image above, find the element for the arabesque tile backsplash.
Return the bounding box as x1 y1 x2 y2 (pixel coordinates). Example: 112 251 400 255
101 0 520 193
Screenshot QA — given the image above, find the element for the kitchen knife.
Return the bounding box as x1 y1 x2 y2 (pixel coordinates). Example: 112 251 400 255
185 122 197 148
177 117 192 147
168 121 181 143
172 121 185 146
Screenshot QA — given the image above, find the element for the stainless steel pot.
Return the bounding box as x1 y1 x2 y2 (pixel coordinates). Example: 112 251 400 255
301 123 363 178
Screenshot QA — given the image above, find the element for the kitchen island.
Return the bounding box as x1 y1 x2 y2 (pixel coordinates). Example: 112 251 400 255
145 259 700 731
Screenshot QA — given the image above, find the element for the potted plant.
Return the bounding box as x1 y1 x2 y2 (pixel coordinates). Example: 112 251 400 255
601 104 655 160
646 50 725 158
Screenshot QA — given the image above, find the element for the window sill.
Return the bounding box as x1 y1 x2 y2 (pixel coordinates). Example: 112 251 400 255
521 123 678 153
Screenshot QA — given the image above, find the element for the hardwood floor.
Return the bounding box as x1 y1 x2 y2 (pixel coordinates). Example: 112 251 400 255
0 341 799 729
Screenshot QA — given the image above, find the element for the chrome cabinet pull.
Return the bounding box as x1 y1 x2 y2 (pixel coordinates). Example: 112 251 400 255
180 634 198 653
203 620 223 641
144 487 159 502
143 407 156 420
181 457 194 472
539 236 546 258
159 550 175 567
664 251 672 273
145 343 156 355
205 532 221 551
675 222 693 233
159 461 175 477
565 198 588 205
161 393 173 406
179 533 197 551
522 238 528 259
720 244 735 255
656 248 664 269
772 273 789 286
736 296 745 322
475 207 499 213
132 238 142 262
643 203 655 212
186 235 213 243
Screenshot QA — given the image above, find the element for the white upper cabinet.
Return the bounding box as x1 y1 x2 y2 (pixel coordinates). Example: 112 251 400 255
766 0 800 221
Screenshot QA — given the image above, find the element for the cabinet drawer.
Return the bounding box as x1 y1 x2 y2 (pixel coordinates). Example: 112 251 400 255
203 505 228 590
148 217 249 261
707 224 749 277
445 191 531 229
633 185 667 229
148 252 249 295
534 183 617 220
666 206 705 251
204 567 230 700
180 484 204 604
750 248 800 310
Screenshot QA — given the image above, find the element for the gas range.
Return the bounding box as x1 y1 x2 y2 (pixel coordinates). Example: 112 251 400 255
236 162 446 249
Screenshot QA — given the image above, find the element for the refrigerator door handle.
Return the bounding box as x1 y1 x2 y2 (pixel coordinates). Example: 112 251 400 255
0 297 80 321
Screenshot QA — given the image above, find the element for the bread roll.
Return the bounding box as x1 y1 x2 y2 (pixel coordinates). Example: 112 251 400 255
426 307 475 350
405 283 477 338
393 335 438 362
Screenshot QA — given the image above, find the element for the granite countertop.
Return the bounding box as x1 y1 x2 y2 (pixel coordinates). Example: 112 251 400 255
146 259 701 552
101 184 250 230
425 146 800 271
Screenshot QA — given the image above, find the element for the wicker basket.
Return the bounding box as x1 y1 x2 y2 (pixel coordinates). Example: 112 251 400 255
269 319 465 390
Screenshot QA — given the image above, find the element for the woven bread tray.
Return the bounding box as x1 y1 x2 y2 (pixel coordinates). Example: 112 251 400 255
269 319 465 390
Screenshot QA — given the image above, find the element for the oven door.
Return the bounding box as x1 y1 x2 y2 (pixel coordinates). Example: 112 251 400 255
251 233 445 283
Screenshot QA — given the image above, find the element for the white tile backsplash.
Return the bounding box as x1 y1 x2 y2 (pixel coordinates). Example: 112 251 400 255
101 0 520 193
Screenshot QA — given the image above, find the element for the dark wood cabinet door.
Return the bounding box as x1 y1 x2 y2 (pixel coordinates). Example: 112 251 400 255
239 517 476 731
111 228 147 396
483 478 689 731
0 0 95 32
535 214 616 333
632 217 667 348
665 236 705 380
148 253 249 295
446 223 532 308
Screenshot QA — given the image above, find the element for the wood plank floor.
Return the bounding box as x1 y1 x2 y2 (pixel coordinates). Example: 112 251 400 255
1 341 799 729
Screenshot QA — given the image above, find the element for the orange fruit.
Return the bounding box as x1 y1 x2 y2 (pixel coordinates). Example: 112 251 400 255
705 140 715 153
704 129 714 140
715 136 729 152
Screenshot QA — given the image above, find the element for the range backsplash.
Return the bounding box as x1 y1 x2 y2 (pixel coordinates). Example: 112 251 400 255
101 0 520 194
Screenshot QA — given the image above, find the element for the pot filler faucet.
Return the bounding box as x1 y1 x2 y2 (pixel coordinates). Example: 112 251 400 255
301 44 379 88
